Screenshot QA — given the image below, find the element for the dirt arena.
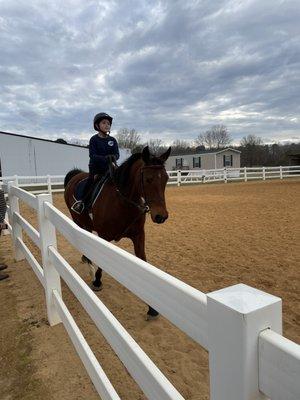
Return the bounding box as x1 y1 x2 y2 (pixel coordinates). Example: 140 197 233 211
1 179 299 400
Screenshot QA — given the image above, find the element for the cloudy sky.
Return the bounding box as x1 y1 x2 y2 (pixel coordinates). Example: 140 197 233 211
0 0 299 145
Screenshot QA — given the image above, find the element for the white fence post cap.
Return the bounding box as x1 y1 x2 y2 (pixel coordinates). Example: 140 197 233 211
208 283 281 314
207 284 282 400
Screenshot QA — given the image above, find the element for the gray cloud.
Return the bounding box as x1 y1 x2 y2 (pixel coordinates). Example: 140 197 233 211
0 0 299 145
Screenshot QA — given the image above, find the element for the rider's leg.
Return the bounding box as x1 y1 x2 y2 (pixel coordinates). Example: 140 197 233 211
72 172 95 213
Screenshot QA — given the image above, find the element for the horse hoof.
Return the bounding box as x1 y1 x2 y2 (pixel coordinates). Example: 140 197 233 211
82 255 91 264
92 283 103 292
146 314 159 321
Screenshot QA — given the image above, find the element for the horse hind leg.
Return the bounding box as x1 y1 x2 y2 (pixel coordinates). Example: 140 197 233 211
81 254 91 264
70 216 98 284
92 267 103 291
72 216 94 270
146 306 159 320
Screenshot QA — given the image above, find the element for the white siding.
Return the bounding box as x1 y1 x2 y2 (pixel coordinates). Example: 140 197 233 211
216 151 240 169
165 149 241 171
0 133 130 177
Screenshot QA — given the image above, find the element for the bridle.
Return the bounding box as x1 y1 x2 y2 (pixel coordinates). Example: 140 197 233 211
112 164 166 240
140 164 166 209
115 164 166 212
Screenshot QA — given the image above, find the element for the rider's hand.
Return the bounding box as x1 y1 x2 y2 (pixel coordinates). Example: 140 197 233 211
107 154 116 163
107 155 117 167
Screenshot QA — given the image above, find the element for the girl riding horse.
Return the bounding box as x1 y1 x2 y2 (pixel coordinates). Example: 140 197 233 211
64 145 171 319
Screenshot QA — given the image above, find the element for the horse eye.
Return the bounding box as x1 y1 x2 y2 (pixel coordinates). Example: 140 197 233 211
146 178 153 184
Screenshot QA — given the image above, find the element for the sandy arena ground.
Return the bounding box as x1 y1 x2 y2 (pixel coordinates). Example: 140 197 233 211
0 179 299 399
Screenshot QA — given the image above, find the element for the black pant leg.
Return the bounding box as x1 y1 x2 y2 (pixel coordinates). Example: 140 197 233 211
82 172 95 200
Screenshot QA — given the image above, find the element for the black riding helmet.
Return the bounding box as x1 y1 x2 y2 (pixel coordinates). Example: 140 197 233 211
93 113 113 131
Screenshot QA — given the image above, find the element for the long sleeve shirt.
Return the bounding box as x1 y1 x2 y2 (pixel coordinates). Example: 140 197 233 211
89 134 119 174
0 188 6 224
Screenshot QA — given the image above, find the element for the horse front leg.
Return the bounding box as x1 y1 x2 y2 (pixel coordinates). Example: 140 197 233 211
132 231 159 319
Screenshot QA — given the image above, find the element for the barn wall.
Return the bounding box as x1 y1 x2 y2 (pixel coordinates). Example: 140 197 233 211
0 133 130 177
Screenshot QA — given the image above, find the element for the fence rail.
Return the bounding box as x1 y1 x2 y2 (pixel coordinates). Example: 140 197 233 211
4 178 300 399
1 165 299 195
259 330 300 400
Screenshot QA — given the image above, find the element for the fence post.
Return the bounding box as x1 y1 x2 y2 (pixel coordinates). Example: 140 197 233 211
37 193 62 326
207 284 282 400
244 167 247 182
279 166 283 179
47 175 52 195
262 167 265 181
7 179 25 261
177 170 181 186
224 168 227 183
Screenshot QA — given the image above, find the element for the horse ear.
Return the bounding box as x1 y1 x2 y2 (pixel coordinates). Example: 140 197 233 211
159 147 171 163
142 146 151 164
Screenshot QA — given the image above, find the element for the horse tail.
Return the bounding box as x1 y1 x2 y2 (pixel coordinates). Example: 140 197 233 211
64 168 83 188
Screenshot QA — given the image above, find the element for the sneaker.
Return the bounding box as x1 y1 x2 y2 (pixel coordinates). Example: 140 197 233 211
0 264 8 271
71 201 85 214
0 273 9 281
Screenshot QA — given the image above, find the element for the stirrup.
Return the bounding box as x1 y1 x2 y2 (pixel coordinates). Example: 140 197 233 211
71 200 85 214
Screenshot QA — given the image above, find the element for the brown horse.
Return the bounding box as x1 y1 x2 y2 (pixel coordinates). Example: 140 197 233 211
64 146 171 318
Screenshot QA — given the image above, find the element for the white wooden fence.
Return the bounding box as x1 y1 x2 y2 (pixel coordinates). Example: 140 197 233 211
3 178 300 399
1 165 299 195
168 165 300 186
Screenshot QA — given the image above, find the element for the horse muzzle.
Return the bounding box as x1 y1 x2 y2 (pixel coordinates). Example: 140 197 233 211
153 214 168 224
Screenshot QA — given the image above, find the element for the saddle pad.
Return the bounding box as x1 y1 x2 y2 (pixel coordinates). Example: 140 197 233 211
73 174 109 206
74 177 88 200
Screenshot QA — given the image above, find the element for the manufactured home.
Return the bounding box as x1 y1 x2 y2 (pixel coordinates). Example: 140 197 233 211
165 148 241 171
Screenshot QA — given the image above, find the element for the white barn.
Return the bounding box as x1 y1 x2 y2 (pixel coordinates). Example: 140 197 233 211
0 131 131 177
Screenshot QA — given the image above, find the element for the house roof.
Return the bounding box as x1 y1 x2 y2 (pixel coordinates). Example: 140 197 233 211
215 148 241 154
0 130 87 148
170 147 241 157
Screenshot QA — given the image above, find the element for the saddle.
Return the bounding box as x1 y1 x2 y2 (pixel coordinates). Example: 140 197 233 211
73 173 109 211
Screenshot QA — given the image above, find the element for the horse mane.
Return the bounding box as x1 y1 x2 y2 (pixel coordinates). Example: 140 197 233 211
113 152 142 194
113 151 165 194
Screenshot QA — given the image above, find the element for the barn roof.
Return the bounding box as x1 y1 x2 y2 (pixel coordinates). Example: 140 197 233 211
0 130 88 149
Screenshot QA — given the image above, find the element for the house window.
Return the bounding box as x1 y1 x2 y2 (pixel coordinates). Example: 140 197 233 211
193 157 201 168
176 158 183 168
223 154 233 167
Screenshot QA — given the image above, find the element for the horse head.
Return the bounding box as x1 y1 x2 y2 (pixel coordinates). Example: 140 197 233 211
140 146 171 224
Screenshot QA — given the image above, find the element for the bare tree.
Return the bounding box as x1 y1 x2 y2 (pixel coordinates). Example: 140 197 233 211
147 139 166 154
240 134 263 147
171 140 190 154
195 125 231 150
115 128 141 151
239 135 264 166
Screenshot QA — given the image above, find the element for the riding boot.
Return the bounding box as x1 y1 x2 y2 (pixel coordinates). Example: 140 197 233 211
71 175 95 214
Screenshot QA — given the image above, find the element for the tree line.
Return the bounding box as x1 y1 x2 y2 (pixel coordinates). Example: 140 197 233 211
114 126 299 167
55 125 300 167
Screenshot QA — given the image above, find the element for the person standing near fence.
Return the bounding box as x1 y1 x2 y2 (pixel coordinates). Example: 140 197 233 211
0 186 9 281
